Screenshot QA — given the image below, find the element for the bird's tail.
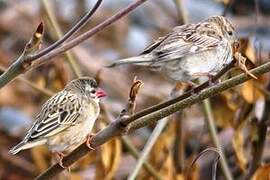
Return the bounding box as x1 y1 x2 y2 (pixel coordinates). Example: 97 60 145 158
9 139 46 155
106 55 153 68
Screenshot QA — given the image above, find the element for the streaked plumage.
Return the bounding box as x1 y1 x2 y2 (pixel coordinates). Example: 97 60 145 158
9 77 106 155
108 16 237 82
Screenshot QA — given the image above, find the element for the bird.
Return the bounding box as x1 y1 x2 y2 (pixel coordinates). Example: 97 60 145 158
9 77 106 167
107 15 247 84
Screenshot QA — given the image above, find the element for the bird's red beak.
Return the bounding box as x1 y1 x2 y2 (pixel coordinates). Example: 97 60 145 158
96 88 107 98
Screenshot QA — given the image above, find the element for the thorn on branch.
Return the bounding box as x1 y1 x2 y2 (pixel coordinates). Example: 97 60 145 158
129 76 143 102
22 22 44 69
25 22 44 55
126 76 143 115
119 77 143 130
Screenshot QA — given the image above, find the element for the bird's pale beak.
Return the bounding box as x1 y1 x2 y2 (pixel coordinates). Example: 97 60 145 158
96 88 107 98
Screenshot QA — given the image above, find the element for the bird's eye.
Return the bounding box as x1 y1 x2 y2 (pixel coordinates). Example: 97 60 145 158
90 89 96 94
228 31 233 36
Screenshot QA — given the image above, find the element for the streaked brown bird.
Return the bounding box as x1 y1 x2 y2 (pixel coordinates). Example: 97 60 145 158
108 16 237 83
9 77 106 167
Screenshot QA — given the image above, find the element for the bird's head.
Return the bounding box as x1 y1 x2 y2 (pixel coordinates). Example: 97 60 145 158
205 16 237 44
65 77 106 101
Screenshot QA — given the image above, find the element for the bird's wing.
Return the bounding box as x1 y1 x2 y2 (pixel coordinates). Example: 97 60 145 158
140 35 171 55
23 90 83 143
108 23 222 68
148 24 222 64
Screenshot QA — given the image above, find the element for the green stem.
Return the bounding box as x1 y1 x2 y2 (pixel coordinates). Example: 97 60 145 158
122 136 162 180
202 99 233 180
128 118 168 180
41 0 82 77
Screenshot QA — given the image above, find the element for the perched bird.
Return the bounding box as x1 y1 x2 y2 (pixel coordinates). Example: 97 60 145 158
108 16 239 83
9 77 106 167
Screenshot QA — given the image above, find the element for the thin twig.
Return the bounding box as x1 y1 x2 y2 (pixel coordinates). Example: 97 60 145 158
0 65 53 97
36 61 270 179
173 0 188 24
127 61 270 131
122 136 162 180
28 0 102 61
0 0 148 88
202 99 233 180
103 106 162 180
41 0 82 77
32 0 149 67
128 118 168 180
121 61 236 126
128 83 188 179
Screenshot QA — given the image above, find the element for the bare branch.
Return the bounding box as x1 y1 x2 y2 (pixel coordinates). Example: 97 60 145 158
36 60 270 179
33 0 148 67
0 0 149 89
30 0 103 61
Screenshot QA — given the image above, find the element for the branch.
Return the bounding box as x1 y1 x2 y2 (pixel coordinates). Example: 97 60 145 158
0 64 54 97
127 61 270 131
41 0 83 77
0 0 148 88
101 78 162 180
202 99 232 180
127 118 168 180
0 23 44 87
121 136 162 180
120 61 235 126
36 61 270 179
30 0 102 61
33 0 148 67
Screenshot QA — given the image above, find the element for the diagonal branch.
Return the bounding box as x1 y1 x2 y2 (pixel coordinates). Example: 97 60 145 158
30 0 102 61
36 60 270 179
128 61 270 131
120 61 235 126
0 0 148 88
41 0 83 77
32 0 148 67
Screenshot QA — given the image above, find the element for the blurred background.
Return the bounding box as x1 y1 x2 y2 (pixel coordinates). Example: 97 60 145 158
0 0 269 179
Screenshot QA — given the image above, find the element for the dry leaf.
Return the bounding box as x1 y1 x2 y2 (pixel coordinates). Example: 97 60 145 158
252 164 270 180
241 79 264 103
238 38 256 64
212 94 236 127
95 121 122 180
31 146 50 173
245 40 256 63
69 173 83 180
232 123 248 171
138 120 175 180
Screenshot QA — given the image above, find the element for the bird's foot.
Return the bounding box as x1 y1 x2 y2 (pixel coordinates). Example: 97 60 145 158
207 74 217 86
234 52 257 79
192 72 216 86
86 134 95 150
54 152 70 170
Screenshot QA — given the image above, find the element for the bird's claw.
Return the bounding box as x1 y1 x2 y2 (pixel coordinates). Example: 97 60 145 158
55 152 70 170
86 134 95 150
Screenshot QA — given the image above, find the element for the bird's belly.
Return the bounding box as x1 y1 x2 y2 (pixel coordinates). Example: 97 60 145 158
164 45 232 81
47 116 96 153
